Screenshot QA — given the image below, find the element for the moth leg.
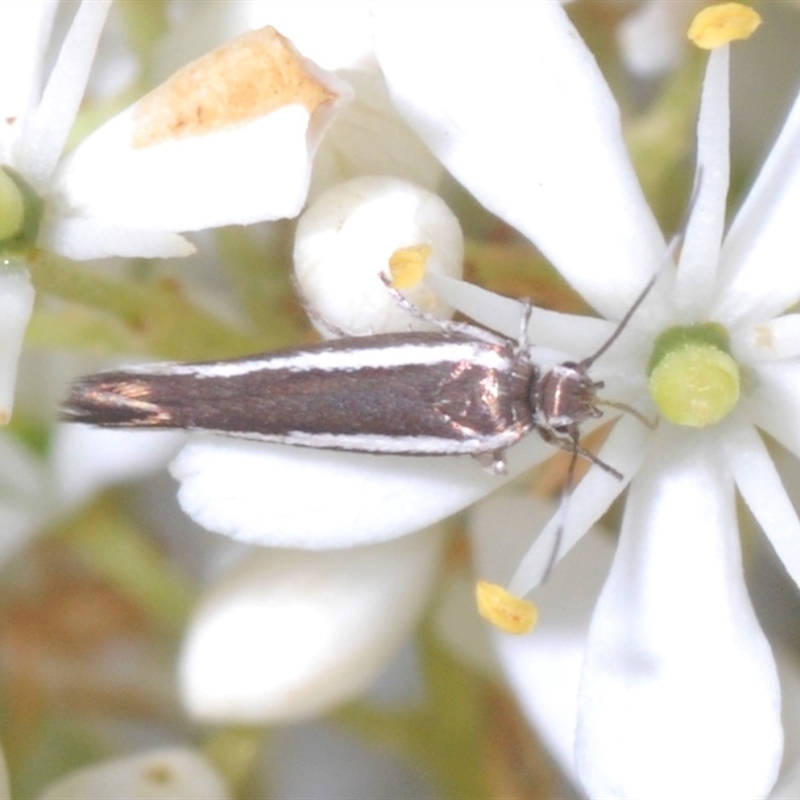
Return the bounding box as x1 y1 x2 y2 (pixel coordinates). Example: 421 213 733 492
378 273 513 348
541 436 580 581
538 427 623 481
515 299 533 355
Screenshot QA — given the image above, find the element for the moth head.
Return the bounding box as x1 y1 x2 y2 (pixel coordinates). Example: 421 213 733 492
533 361 602 430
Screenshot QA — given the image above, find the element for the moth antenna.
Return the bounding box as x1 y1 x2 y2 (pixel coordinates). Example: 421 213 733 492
541 436 580 582
579 254 667 370
540 425 625 581
580 170 705 370
539 427 623 481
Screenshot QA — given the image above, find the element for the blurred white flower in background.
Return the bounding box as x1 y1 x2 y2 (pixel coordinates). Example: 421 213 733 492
617 0 703 76
36 747 228 800
179 528 444 723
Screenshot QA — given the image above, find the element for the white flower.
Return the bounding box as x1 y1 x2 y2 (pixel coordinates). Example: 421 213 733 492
0 0 349 419
293 175 463 338
471 491 800 800
377 3 798 798
179 528 444 722
164 2 800 797
11 2 349 260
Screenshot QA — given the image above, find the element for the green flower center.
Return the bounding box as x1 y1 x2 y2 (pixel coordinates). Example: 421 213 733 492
648 323 740 427
0 167 43 252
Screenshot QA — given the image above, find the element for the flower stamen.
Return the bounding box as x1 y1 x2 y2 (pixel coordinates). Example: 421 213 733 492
388 243 431 289
688 3 762 50
648 323 740 427
475 580 537 635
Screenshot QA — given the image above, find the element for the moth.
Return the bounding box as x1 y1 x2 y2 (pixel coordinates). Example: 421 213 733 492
60 274 657 478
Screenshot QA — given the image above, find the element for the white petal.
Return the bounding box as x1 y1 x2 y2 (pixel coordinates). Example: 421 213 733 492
312 69 444 194
37 747 228 800
53 105 321 233
179 530 443 722
676 46 729 315
171 435 551 548
747 360 800 459
0 1 56 138
17 1 113 187
716 79 800 325
39 216 195 260
731 314 800 362
725 419 800 592
509 414 651 597
49 425 184 510
51 27 351 236
427 273 616 356
294 176 462 337
0 263 34 422
375 1 664 318
577 428 781 799
470 492 615 782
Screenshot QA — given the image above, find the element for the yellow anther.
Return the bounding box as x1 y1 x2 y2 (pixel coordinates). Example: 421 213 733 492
649 343 740 427
688 4 761 49
388 243 431 289
475 580 537 635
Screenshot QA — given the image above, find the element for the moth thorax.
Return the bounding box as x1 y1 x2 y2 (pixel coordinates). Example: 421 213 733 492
533 362 601 429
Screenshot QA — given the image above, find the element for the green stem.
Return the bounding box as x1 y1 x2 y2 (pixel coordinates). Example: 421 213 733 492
28 253 268 361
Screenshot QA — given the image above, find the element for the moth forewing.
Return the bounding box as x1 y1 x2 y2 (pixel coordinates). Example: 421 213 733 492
61 330 537 460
